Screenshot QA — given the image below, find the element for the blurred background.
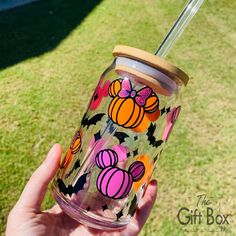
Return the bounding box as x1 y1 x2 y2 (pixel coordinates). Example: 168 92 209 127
0 0 235 235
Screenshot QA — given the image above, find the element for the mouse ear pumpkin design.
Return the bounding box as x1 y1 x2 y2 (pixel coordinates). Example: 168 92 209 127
108 79 160 132
95 148 145 199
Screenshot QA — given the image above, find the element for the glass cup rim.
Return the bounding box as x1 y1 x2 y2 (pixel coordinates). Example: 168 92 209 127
112 45 189 86
115 56 178 96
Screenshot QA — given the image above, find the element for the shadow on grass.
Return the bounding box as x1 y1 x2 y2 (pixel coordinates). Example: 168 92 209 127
0 0 102 70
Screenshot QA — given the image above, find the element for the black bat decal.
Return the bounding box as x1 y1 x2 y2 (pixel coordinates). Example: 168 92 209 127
87 206 91 211
133 149 138 156
65 159 80 178
160 106 171 116
81 113 105 129
116 209 123 221
114 132 129 144
146 123 164 148
128 195 137 216
102 204 108 211
57 173 88 196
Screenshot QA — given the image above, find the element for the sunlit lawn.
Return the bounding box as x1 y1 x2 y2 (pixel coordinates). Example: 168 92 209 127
0 0 236 235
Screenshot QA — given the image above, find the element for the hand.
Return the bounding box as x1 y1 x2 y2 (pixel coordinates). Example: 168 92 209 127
6 144 157 236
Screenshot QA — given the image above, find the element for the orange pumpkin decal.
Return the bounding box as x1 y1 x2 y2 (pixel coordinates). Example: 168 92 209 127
108 79 122 97
133 155 154 192
108 79 160 131
70 129 82 154
146 109 160 122
108 97 145 128
131 114 149 132
144 93 159 113
60 129 82 169
60 148 72 169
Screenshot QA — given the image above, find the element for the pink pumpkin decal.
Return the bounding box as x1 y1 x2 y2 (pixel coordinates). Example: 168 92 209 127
95 149 118 169
96 166 133 199
95 148 146 200
129 161 145 182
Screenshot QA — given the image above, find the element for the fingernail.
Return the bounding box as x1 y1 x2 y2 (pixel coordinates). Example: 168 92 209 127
49 144 57 155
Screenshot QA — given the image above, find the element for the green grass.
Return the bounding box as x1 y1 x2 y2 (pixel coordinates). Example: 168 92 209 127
0 0 236 235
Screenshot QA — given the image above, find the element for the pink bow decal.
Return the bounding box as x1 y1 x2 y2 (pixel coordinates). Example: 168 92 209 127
118 79 152 106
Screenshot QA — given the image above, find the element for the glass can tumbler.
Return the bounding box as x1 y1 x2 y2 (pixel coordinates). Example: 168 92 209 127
52 45 189 230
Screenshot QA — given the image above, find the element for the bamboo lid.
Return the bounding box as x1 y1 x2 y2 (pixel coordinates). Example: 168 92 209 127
113 45 189 86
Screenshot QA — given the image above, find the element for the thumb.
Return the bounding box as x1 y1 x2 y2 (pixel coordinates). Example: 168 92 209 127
16 144 62 211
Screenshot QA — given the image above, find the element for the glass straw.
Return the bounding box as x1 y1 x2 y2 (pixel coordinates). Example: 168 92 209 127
155 0 205 58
